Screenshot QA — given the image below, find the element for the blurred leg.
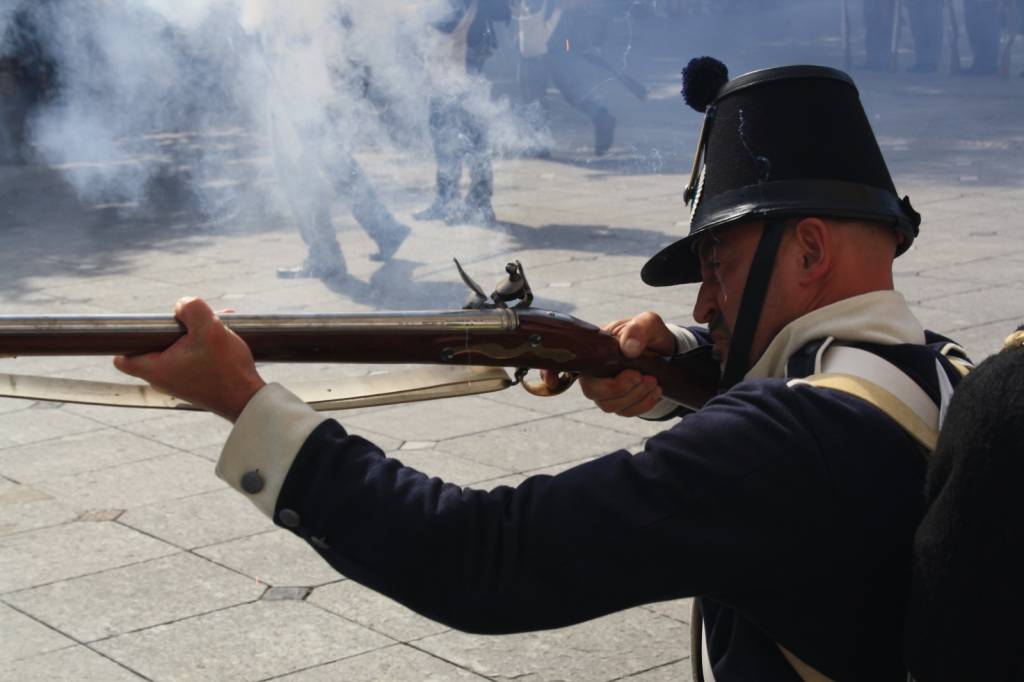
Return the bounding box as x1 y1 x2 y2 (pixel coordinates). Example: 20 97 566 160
864 0 897 67
270 115 346 279
460 104 495 224
906 0 943 70
414 98 464 222
963 0 1001 72
545 52 616 155
326 151 409 262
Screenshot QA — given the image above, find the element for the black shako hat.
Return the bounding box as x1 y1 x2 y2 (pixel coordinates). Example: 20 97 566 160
641 58 921 287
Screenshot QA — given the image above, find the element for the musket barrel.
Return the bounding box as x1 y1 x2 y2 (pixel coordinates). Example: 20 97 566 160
0 310 519 334
0 310 520 360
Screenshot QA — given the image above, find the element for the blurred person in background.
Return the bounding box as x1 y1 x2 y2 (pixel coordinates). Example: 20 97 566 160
862 0 943 72
240 2 411 281
514 0 616 156
413 0 511 226
0 1 58 164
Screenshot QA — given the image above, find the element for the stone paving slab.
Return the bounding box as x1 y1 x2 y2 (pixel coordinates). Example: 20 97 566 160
0 482 80 537
0 602 75 663
308 580 450 643
342 396 548 443
414 608 690 682
0 405 103 450
643 598 695 626
893 273 992 305
913 285 1024 332
195 529 344 588
566 407 676 441
4 552 264 642
119 411 234 453
0 397 34 415
624 660 694 682
275 643 491 681
0 520 176 594
32 451 222 512
0 428 178 483
0 645 146 682
117 487 275 550
92 600 392 682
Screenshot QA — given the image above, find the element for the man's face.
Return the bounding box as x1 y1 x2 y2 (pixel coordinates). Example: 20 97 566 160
692 222 774 366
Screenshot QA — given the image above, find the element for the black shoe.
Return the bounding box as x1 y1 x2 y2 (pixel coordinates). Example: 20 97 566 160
594 111 616 156
276 259 346 280
369 221 410 262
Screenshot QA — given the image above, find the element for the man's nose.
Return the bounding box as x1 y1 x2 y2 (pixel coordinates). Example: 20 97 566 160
693 280 717 324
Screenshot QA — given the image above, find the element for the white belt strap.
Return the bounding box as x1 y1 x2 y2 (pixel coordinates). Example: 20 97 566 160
788 344 942 452
702 614 717 682
822 345 939 430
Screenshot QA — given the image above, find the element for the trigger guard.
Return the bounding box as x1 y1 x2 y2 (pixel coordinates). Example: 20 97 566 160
520 370 577 397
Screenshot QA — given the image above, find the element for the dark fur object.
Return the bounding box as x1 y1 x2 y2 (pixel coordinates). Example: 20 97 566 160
904 339 1024 681
681 56 728 113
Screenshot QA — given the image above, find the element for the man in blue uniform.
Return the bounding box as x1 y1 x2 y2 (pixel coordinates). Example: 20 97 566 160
114 59 968 680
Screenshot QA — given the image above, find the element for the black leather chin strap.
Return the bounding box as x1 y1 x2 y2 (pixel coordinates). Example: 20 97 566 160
720 220 786 390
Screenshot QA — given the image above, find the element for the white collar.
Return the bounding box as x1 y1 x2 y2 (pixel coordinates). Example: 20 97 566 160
745 290 926 380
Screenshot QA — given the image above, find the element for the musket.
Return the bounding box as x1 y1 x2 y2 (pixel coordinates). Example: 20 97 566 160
0 261 720 413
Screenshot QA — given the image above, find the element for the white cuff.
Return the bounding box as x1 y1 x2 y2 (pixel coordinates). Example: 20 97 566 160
638 398 683 420
216 383 327 518
666 324 701 354
637 325 702 420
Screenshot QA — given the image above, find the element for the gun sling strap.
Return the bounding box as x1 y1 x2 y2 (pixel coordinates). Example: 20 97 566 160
692 339 968 681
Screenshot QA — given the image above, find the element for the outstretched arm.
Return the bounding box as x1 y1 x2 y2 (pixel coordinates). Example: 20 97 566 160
114 297 266 421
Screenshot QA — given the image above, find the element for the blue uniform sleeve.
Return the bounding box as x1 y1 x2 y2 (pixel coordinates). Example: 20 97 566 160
272 380 872 634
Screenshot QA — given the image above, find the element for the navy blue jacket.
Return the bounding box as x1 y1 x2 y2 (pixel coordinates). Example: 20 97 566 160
273 334 965 680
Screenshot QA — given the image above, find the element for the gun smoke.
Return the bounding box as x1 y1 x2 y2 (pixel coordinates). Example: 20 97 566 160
0 0 542 221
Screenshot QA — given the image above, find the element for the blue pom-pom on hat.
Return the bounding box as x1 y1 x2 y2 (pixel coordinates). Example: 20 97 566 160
681 57 729 113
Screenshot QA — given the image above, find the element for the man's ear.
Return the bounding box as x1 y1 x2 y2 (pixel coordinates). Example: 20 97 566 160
793 217 831 282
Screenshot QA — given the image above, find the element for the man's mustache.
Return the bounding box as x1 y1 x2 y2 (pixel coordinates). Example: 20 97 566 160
708 316 731 363
709 316 731 342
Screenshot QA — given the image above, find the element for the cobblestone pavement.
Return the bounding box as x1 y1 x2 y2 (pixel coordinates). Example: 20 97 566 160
2 3 1023 681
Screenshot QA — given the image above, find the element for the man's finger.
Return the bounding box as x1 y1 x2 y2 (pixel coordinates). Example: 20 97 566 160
618 312 674 358
580 369 645 402
113 352 164 381
610 388 664 418
174 297 216 331
593 378 661 415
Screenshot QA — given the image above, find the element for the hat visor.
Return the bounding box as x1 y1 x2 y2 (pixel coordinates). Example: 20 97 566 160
641 235 703 286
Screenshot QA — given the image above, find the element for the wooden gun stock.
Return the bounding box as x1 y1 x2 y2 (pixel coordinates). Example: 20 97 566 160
0 309 721 412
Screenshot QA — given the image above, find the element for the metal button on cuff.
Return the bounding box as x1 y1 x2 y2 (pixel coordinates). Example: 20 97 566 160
241 470 264 494
278 508 301 528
